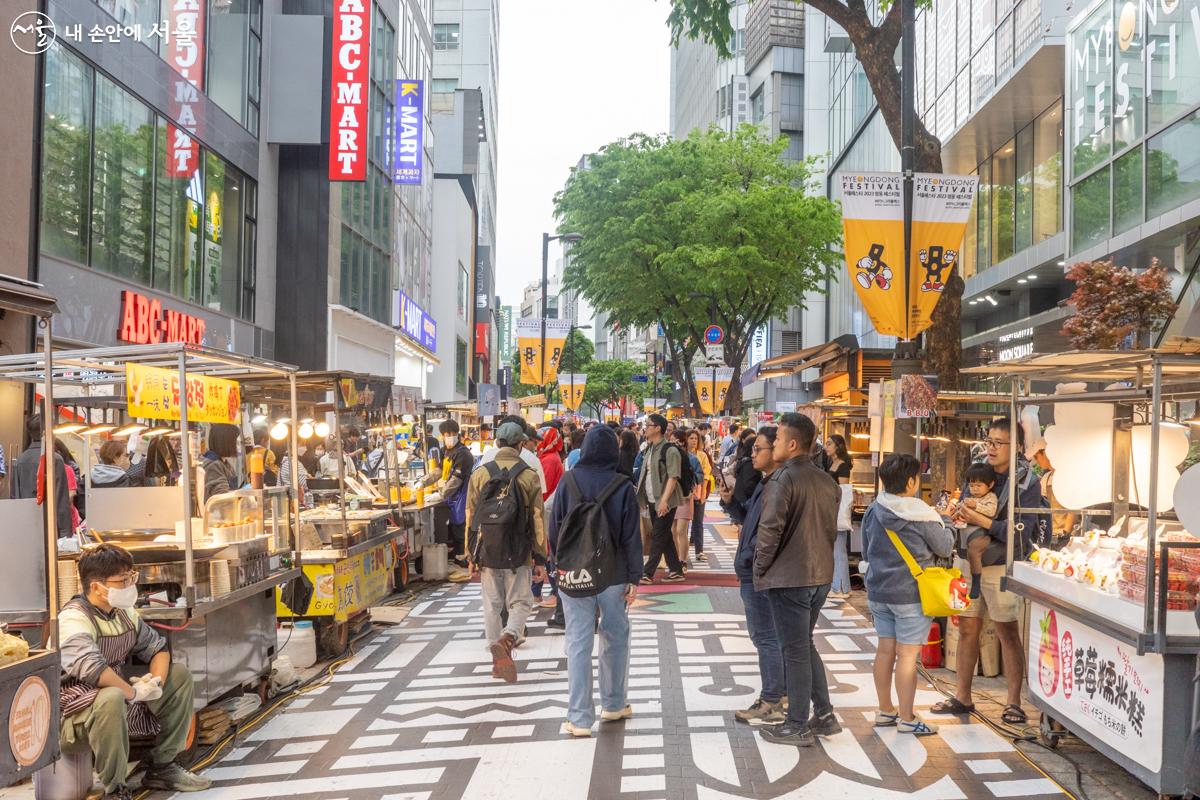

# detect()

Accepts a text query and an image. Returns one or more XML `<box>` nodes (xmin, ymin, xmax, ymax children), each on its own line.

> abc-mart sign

<box><xmin>329</xmin><ymin>0</ymin><xmax>371</xmax><ymax>181</ymax></box>
<box><xmin>1068</xmin><ymin>0</ymin><xmax>1199</xmax><ymax>156</ymax></box>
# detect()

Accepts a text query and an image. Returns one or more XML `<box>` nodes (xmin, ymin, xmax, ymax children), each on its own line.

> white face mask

<box><xmin>443</xmin><ymin>435</ymin><xmax>458</xmax><ymax>448</ymax></box>
<box><xmin>104</xmin><ymin>584</ymin><xmax>138</xmax><ymax>610</ymax></box>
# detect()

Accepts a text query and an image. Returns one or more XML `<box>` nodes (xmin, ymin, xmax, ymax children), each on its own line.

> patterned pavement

<box><xmin>159</xmin><ymin>519</ymin><xmax>1067</xmax><ymax>800</ymax></box>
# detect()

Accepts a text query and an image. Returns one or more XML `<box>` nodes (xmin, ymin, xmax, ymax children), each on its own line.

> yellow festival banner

<box><xmin>516</xmin><ymin>318</ymin><xmax>544</xmax><ymax>385</ymax></box>
<box><xmin>558</xmin><ymin>374</ymin><xmax>587</xmax><ymax>411</ymax></box>
<box><xmin>909</xmin><ymin>173</ymin><xmax>978</xmax><ymax>336</ymax></box>
<box><xmin>840</xmin><ymin>172</ymin><xmax>977</xmax><ymax>340</ymax></box>
<box><xmin>542</xmin><ymin>319</ymin><xmax>572</xmax><ymax>386</ymax></box>
<box><xmin>126</xmin><ymin>363</ymin><xmax>241</xmax><ymax>424</ymax></box>
<box><xmin>695</xmin><ymin>367</ymin><xmax>735</xmax><ymax>416</ymax></box>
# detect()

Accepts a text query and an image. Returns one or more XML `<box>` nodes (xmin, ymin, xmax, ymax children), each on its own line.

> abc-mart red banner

<box><xmin>329</xmin><ymin>0</ymin><xmax>371</xmax><ymax>181</ymax></box>
<box><xmin>165</xmin><ymin>0</ymin><xmax>205</xmax><ymax>177</ymax></box>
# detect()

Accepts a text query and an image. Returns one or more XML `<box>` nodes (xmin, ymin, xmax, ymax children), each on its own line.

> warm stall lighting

<box><xmin>851</xmin><ymin>433</ymin><xmax>870</xmax><ymax>440</ymax></box>
<box><xmin>298</xmin><ymin>422</ymin><xmax>314</xmax><ymax>439</ymax></box>
<box><xmin>251</xmin><ymin>414</ymin><xmax>267</xmax><ymax>425</ymax></box>
<box><xmin>114</xmin><ymin>424</ymin><xmax>146</xmax><ymax>437</ymax></box>
<box><xmin>314</xmin><ymin>421</ymin><xmax>330</xmax><ymax>438</ymax></box>
<box><xmin>82</xmin><ymin>424</ymin><xmax>117</xmax><ymax>436</ymax></box>
<box><xmin>144</xmin><ymin>427</ymin><xmax>174</xmax><ymax>437</ymax></box>
<box><xmin>53</xmin><ymin>423</ymin><xmax>88</xmax><ymax>434</ymax></box>
<box><xmin>270</xmin><ymin>422</ymin><xmax>289</xmax><ymax>441</ymax></box>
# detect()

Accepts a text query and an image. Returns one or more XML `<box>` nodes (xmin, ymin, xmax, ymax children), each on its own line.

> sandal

<box><xmin>929</xmin><ymin>697</ymin><xmax>975</xmax><ymax>715</ymax></box>
<box><xmin>1001</xmin><ymin>704</ymin><xmax>1028</xmax><ymax>725</ymax></box>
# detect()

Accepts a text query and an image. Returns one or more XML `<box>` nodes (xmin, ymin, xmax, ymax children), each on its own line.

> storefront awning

<box><xmin>0</xmin><ymin>275</ymin><xmax>59</xmax><ymax>319</ymax></box>
<box><xmin>755</xmin><ymin>335</ymin><xmax>860</xmax><ymax>380</ymax></box>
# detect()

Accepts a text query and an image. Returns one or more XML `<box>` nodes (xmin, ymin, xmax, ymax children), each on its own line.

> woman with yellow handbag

<box><xmin>860</xmin><ymin>453</ymin><xmax>958</xmax><ymax>736</ymax></box>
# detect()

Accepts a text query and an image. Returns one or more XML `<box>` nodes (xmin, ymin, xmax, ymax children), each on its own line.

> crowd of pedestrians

<box><xmin>456</xmin><ymin>411</ymin><xmax>1038</xmax><ymax>743</ymax></box>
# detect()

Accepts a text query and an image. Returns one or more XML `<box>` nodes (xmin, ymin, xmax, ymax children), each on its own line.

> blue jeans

<box><xmin>739</xmin><ymin>579</ymin><xmax>785</xmax><ymax>702</ymax></box>
<box><xmin>768</xmin><ymin>584</ymin><xmax>833</xmax><ymax>726</ymax></box>
<box><xmin>832</xmin><ymin>531</ymin><xmax>851</xmax><ymax>593</ymax></box>
<box><xmin>561</xmin><ymin>584</ymin><xmax>631</xmax><ymax>727</ymax></box>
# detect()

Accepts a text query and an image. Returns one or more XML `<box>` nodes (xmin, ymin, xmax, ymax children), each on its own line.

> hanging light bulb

<box><xmin>314</xmin><ymin>421</ymin><xmax>330</xmax><ymax>438</ymax></box>
<box><xmin>251</xmin><ymin>414</ymin><xmax>268</xmax><ymax>425</ymax></box>
<box><xmin>114</xmin><ymin>423</ymin><xmax>146</xmax><ymax>437</ymax></box>
<box><xmin>82</xmin><ymin>424</ymin><xmax>117</xmax><ymax>436</ymax></box>
<box><xmin>298</xmin><ymin>421</ymin><xmax>314</xmax><ymax>439</ymax></box>
<box><xmin>270</xmin><ymin>422</ymin><xmax>289</xmax><ymax>441</ymax></box>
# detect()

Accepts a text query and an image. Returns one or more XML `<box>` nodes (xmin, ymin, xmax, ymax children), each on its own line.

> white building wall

<box><xmin>428</xmin><ymin>179</ymin><xmax>475</xmax><ymax>402</ymax></box>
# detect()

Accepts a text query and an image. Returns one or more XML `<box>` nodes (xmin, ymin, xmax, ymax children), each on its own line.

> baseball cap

<box><xmin>496</xmin><ymin>421</ymin><xmax>527</xmax><ymax>446</ymax></box>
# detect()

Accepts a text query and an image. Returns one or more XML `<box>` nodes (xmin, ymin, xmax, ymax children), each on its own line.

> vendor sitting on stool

<box><xmin>59</xmin><ymin>544</ymin><xmax>211</xmax><ymax>799</ymax></box>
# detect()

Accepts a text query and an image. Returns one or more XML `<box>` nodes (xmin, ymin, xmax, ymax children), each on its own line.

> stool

<box><xmin>33</xmin><ymin>748</ymin><xmax>93</xmax><ymax>800</ymax></box>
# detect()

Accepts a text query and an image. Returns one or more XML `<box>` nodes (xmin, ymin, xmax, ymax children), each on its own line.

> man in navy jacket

<box><xmin>549</xmin><ymin>426</ymin><xmax>642</xmax><ymax>736</ymax></box>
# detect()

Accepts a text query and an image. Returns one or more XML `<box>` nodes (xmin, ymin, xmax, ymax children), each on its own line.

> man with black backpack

<box><xmin>637</xmin><ymin>414</ymin><xmax>692</xmax><ymax>583</ymax></box>
<box><xmin>466</xmin><ymin>422</ymin><xmax>548</xmax><ymax>683</ymax></box>
<box><xmin>549</xmin><ymin>426</ymin><xmax>642</xmax><ymax>737</ymax></box>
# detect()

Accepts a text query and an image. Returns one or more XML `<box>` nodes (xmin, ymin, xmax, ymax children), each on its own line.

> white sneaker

<box><xmin>898</xmin><ymin>716</ymin><xmax>938</xmax><ymax>736</ymax></box>
<box><xmin>873</xmin><ymin>710</ymin><xmax>900</xmax><ymax>727</ymax></box>
<box><xmin>600</xmin><ymin>705</ymin><xmax>633</xmax><ymax>722</ymax></box>
<box><xmin>563</xmin><ymin>721</ymin><xmax>592</xmax><ymax>737</ymax></box>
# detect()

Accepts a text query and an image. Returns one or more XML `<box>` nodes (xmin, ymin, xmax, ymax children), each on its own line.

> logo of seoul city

<box><xmin>10</xmin><ymin>11</ymin><xmax>56</xmax><ymax>55</ymax></box>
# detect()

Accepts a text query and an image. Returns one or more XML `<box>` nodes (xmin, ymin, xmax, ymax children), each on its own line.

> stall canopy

<box><xmin>961</xmin><ymin>342</ymin><xmax>1200</xmax><ymax>384</ymax></box>
<box><xmin>0</xmin><ymin>275</ymin><xmax>60</xmax><ymax>319</ymax></box>
<box><xmin>755</xmin><ymin>334</ymin><xmax>860</xmax><ymax>380</ymax></box>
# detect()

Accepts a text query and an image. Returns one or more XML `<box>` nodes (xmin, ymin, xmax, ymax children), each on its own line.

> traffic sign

<box><xmin>704</xmin><ymin>325</ymin><xmax>724</xmax><ymax>345</ymax></box>
<box><xmin>631</xmin><ymin>374</ymin><xmax>649</xmax><ymax>383</ymax></box>
<box><xmin>705</xmin><ymin>344</ymin><xmax>724</xmax><ymax>365</ymax></box>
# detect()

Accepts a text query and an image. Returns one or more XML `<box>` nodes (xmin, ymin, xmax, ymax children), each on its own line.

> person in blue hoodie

<box><xmin>730</xmin><ymin>426</ymin><xmax>786</xmax><ymax>726</ymax></box>
<box><xmin>860</xmin><ymin>453</ymin><xmax>955</xmax><ymax>737</ymax></box>
<box><xmin>548</xmin><ymin>426</ymin><xmax>643</xmax><ymax>737</ymax></box>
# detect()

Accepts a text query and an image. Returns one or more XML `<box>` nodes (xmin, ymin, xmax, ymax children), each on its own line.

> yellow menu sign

<box><xmin>126</xmin><ymin>363</ymin><xmax>241</xmax><ymax>424</ymax></box>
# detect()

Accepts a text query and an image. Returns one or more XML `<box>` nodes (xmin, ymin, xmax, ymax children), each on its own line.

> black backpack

<box><xmin>659</xmin><ymin>442</ymin><xmax>696</xmax><ymax>495</ymax></box>
<box><xmin>471</xmin><ymin>461</ymin><xmax>532</xmax><ymax>569</ymax></box>
<box><xmin>555</xmin><ymin>473</ymin><xmax>628</xmax><ymax>597</ymax></box>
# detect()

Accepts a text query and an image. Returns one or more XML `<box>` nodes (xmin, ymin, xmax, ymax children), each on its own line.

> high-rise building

<box><xmin>669</xmin><ymin>1</ymin><xmax>750</xmax><ymax>138</ymax></box>
<box><xmin>432</xmin><ymin>0</ymin><xmax>499</xmax><ymax>390</ymax></box>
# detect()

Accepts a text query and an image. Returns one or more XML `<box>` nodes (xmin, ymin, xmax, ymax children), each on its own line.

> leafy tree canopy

<box><xmin>1062</xmin><ymin>259</ymin><xmax>1177</xmax><ymax>350</ymax></box>
<box><xmin>555</xmin><ymin>125</ymin><xmax>841</xmax><ymax>408</ymax></box>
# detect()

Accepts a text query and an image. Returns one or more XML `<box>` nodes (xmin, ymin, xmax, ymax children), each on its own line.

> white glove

<box><xmin>130</xmin><ymin>675</ymin><xmax>163</xmax><ymax>703</ymax></box>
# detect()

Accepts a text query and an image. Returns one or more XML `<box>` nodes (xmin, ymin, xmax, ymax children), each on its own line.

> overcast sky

<box><xmin>495</xmin><ymin>0</ymin><xmax>671</xmax><ymax>307</ymax></box>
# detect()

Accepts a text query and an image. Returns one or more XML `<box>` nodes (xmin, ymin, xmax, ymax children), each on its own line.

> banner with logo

<box><xmin>644</xmin><ymin>397</ymin><xmax>666</xmax><ymax>413</ymax></box>
<box><xmin>908</xmin><ymin>174</ymin><xmax>978</xmax><ymax>336</ymax></box>
<box><xmin>840</xmin><ymin>173</ymin><xmax>907</xmax><ymax>337</ymax></box>
<box><xmin>126</xmin><ymin>363</ymin><xmax>241</xmax><ymax>424</ymax></box>
<box><xmin>558</xmin><ymin>374</ymin><xmax>587</xmax><ymax>411</ymax></box>
<box><xmin>1027</xmin><ymin>602</ymin><xmax>1164</xmax><ymax>771</ymax></box>
<box><xmin>542</xmin><ymin>319</ymin><xmax>572</xmax><ymax>386</ymax></box>
<box><xmin>516</xmin><ymin>318</ymin><xmax>544</xmax><ymax>385</ymax></box>
<box><xmin>394</xmin><ymin>79</ymin><xmax>424</xmax><ymax>184</ymax></box>
<box><xmin>839</xmin><ymin>172</ymin><xmax>976</xmax><ymax>340</ymax></box>
<box><xmin>695</xmin><ymin>367</ymin><xmax>735</xmax><ymax>416</ymax></box>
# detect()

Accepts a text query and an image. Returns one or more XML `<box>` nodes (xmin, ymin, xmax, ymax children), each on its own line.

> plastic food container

<box><xmin>1117</xmin><ymin>579</ymin><xmax>1199</xmax><ymax>610</ymax></box>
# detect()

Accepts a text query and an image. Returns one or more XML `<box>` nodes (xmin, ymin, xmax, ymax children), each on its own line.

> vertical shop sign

<box><xmin>394</xmin><ymin>80</ymin><xmax>424</xmax><ymax>184</ymax></box>
<box><xmin>329</xmin><ymin>0</ymin><xmax>371</xmax><ymax>181</ymax></box>
<box><xmin>165</xmin><ymin>0</ymin><xmax>205</xmax><ymax>177</ymax></box>
<box><xmin>1027</xmin><ymin>603</ymin><xmax>1164</xmax><ymax>771</ymax></box>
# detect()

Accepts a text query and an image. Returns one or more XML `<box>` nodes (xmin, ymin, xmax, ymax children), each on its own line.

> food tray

<box><xmin>1117</xmin><ymin>579</ymin><xmax>1199</xmax><ymax>610</ymax></box>
<box><xmin>1118</xmin><ymin>563</ymin><xmax>1199</xmax><ymax>592</ymax></box>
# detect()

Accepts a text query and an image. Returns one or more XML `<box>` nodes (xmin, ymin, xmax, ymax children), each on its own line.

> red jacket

<box><xmin>540</xmin><ymin>451</ymin><xmax>564</xmax><ymax>500</ymax></box>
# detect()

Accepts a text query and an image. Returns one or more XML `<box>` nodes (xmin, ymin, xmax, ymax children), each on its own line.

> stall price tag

<box><xmin>1028</xmin><ymin>602</ymin><xmax>1164</xmax><ymax>771</ymax></box>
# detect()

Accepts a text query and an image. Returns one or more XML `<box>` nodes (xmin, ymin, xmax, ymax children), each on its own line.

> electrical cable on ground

<box><xmin>918</xmin><ymin>664</ymin><xmax>1089</xmax><ymax>800</ymax></box>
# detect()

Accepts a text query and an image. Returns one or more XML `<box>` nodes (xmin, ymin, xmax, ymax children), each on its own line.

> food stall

<box><xmin>0</xmin><ymin>343</ymin><xmax>304</xmax><ymax>708</ymax></box>
<box><xmin>0</xmin><ymin>276</ymin><xmax>62</xmax><ymax>787</ymax></box>
<box><xmin>963</xmin><ymin>348</ymin><xmax>1200</xmax><ymax>796</ymax></box>
<box><xmin>239</xmin><ymin>373</ymin><xmax>411</xmax><ymax>656</ymax></box>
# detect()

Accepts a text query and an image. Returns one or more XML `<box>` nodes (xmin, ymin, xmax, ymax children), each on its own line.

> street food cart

<box><xmin>963</xmin><ymin>347</ymin><xmax>1200</xmax><ymax>796</ymax></box>
<box><xmin>0</xmin><ymin>276</ymin><xmax>62</xmax><ymax>787</ymax></box>
<box><xmin>0</xmin><ymin>343</ymin><xmax>304</xmax><ymax>708</ymax></box>
<box><xmin>240</xmin><ymin>373</ymin><xmax>411</xmax><ymax>656</ymax></box>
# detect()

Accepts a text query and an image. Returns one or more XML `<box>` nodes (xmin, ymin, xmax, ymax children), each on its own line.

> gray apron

<box><xmin>59</xmin><ymin>599</ymin><xmax>161</xmax><ymax>737</ymax></box>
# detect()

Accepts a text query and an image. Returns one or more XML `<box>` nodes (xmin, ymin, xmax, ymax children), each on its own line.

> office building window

<box><xmin>1071</xmin><ymin>166</ymin><xmax>1110</xmax><ymax>252</ymax></box>
<box><xmin>197</xmin><ymin>0</ymin><xmax>262</xmax><ymax>135</ymax></box>
<box><xmin>1148</xmin><ymin>1</ymin><xmax>1200</xmax><ymax>132</ymax></box>
<box><xmin>784</xmin><ymin>133</ymin><xmax>803</xmax><ymax>162</ymax></box>
<box><xmin>1014</xmin><ymin>123</ymin><xmax>1034</xmax><ymax>252</ymax></box>
<box><xmin>432</xmin><ymin>78</ymin><xmax>458</xmax><ymax>93</ymax></box>
<box><xmin>457</xmin><ymin>262</ymin><xmax>468</xmax><ymax>319</ymax></box>
<box><xmin>1147</xmin><ymin>109</ymin><xmax>1200</xmax><ymax>219</ymax></box>
<box><xmin>96</xmin><ymin>0</ymin><xmax>158</xmax><ymax>49</ymax></box>
<box><xmin>1113</xmin><ymin>147</ymin><xmax>1142</xmax><ymax>235</ymax></box>
<box><xmin>41</xmin><ymin>44</ymin><xmax>93</xmax><ymax>266</ymax></box>
<box><xmin>433</xmin><ymin>23</ymin><xmax>459</xmax><ymax>50</ymax></box>
<box><xmin>201</xmin><ymin>151</ymin><xmax>243</xmax><ymax>313</ymax></box>
<box><xmin>1033</xmin><ymin>102</ymin><xmax>1063</xmax><ymax>242</ymax></box>
<box><xmin>780</xmin><ymin>74</ymin><xmax>803</xmax><ymax>126</ymax></box>
<box><xmin>91</xmin><ymin>74</ymin><xmax>155</xmax><ymax>285</ymax></box>
<box><xmin>751</xmin><ymin>89</ymin><xmax>764</xmax><ymax>123</ymax></box>
<box><xmin>976</xmin><ymin>158</ymin><xmax>992</xmax><ymax>269</ymax></box>
<box><xmin>991</xmin><ymin>138</ymin><xmax>1016</xmax><ymax>263</ymax></box>
<box><xmin>455</xmin><ymin>338</ymin><xmax>468</xmax><ymax>394</ymax></box>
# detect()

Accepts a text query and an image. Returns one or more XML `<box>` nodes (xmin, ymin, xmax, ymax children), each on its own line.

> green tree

<box><xmin>559</xmin><ymin>328</ymin><xmax>595</xmax><ymax>375</ymax></box>
<box><xmin>669</xmin><ymin>0</ymin><xmax>966</xmax><ymax>387</ymax></box>
<box><xmin>556</xmin><ymin>126</ymin><xmax>841</xmax><ymax>412</ymax></box>
<box><xmin>580</xmin><ymin>359</ymin><xmax>657</xmax><ymax>417</ymax></box>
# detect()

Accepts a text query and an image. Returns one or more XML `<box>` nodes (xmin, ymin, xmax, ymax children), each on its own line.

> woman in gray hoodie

<box><xmin>860</xmin><ymin>453</ymin><xmax>955</xmax><ymax>736</ymax></box>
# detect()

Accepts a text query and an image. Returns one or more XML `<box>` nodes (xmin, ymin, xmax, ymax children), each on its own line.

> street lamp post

<box><xmin>540</xmin><ymin>231</ymin><xmax>583</xmax><ymax>405</ymax></box>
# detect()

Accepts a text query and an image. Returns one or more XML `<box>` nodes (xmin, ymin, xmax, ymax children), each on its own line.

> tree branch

<box><xmin>800</xmin><ymin>0</ymin><xmax>862</xmax><ymax>37</ymax></box>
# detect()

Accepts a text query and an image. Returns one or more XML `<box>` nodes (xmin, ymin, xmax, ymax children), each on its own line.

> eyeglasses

<box><xmin>983</xmin><ymin>438</ymin><xmax>1010</xmax><ymax>450</ymax></box>
<box><xmin>752</xmin><ymin>445</ymin><xmax>772</xmax><ymax>453</ymax></box>
<box><xmin>104</xmin><ymin>571</ymin><xmax>140</xmax><ymax>589</ymax></box>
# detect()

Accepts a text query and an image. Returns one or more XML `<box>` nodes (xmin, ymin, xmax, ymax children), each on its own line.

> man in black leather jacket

<box><xmin>753</xmin><ymin>412</ymin><xmax>840</xmax><ymax>746</ymax></box>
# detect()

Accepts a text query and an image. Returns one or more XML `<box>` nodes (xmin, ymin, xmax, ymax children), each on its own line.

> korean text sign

<box><xmin>394</xmin><ymin>80</ymin><xmax>424</xmax><ymax>184</ymax></box>
<box><xmin>126</xmin><ymin>363</ymin><xmax>241</xmax><ymax>424</ymax></box>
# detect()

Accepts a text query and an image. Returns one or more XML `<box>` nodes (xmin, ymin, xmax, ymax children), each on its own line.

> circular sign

<box><xmin>9</xmin><ymin>675</ymin><xmax>51</xmax><ymax>767</ymax></box>
<box><xmin>704</xmin><ymin>325</ymin><xmax>725</xmax><ymax>345</ymax></box>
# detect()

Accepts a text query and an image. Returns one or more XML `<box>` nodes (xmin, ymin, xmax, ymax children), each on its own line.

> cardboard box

<box><xmin>943</xmin><ymin>609</ymin><xmax>1000</xmax><ymax>677</ymax></box>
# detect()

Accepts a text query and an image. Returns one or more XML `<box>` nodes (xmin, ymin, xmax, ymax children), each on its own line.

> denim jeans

<box><xmin>831</xmin><ymin>531</ymin><xmax>851</xmax><ymax>593</ymax></box>
<box><xmin>739</xmin><ymin>579</ymin><xmax>785</xmax><ymax>702</ymax></box>
<box><xmin>642</xmin><ymin>506</ymin><xmax>683</xmax><ymax>578</ymax></box>
<box><xmin>481</xmin><ymin>566</ymin><xmax>534</xmax><ymax>642</ymax></box>
<box><xmin>768</xmin><ymin>584</ymin><xmax>833</xmax><ymax>726</ymax></box>
<box><xmin>690</xmin><ymin>498</ymin><xmax>705</xmax><ymax>554</ymax></box>
<box><xmin>561</xmin><ymin>584</ymin><xmax>631</xmax><ymax>727</ymax></box>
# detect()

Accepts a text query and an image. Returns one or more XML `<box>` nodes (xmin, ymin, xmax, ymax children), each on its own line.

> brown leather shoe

<box><xmin>490</xmin><ymin>632</ymin><xmax>518</xmax><ymax>683</ymax></box>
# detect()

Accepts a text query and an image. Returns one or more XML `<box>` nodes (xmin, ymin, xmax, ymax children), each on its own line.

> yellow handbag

<box><xmin>886</xmin><ymin>529</ymin><xmax>971</xmax><ymax>617</ymax></box>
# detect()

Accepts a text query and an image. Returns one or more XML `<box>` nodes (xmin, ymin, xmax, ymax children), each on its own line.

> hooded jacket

<box><xmin>860</xmin><ymin>493</ymin><xmax>956</xmax><ymax>605</ymax></box>
<box><xmin>90</xmin><ymin>458</ymin><xmax>145</xmax><ymax>489</ymax></box>
<box><xmin>752</xmin><ymin>456</ymin><xmax>840</xmax><ymax>590</ymax></box>
<box><xmin>734</xmin><ymin>479</ymin><xmax>768</xmax><ymax>580</ymax></box>
<box><xmin>548</xmin><ymin>427</ymin><xmax>643</xmax><ymax>586</ymax></box>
